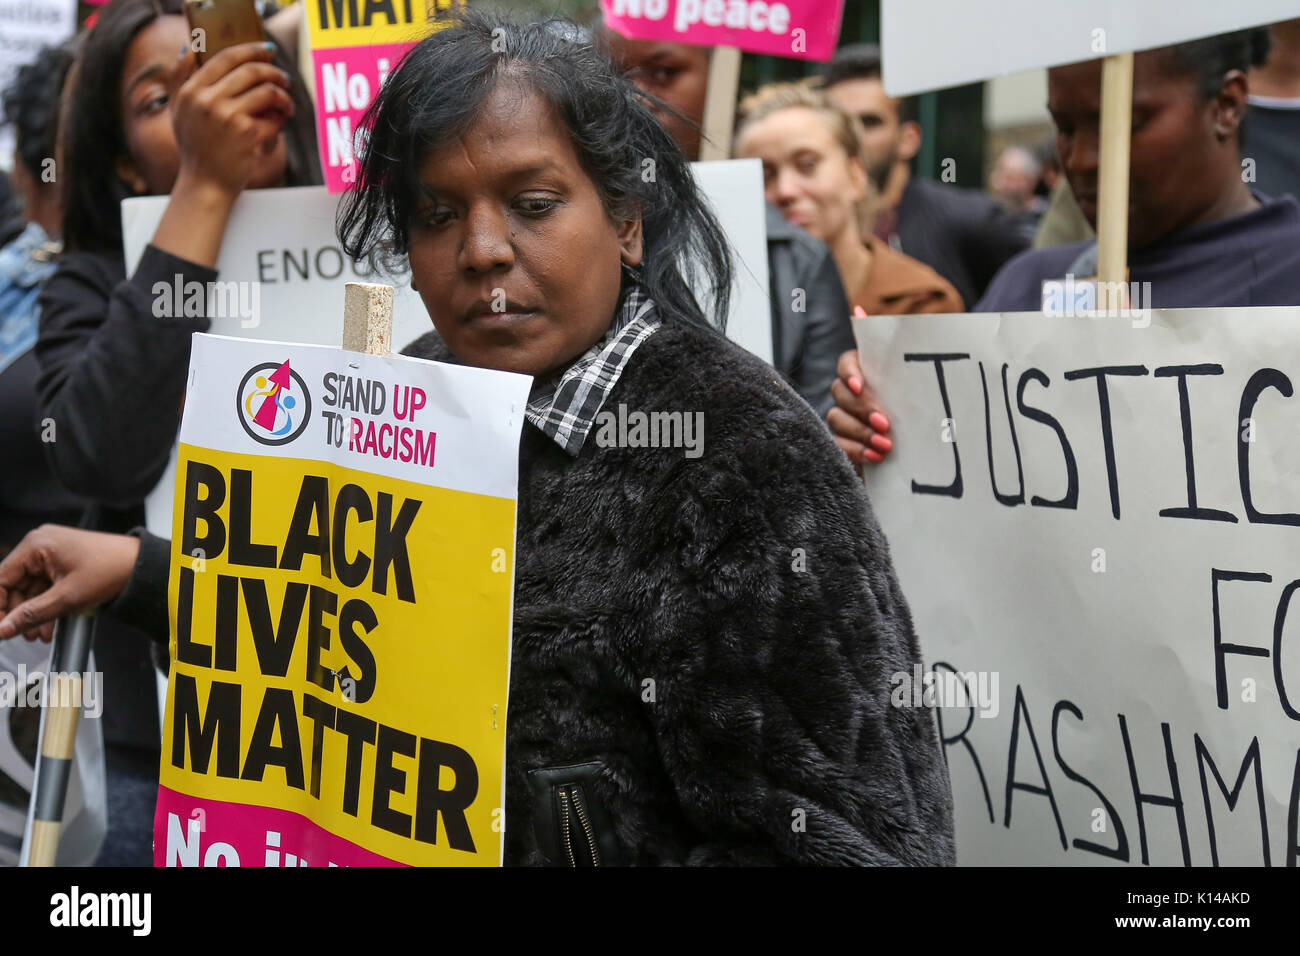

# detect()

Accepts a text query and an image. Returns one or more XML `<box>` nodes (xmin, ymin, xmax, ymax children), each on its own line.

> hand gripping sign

<box><xmin>154</xmin><ymin>290</ymin><xmax>530</xmax><ymax>866</ymax></box>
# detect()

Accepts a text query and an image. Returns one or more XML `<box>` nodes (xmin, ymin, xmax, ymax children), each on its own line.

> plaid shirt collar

<box><xmin>526</xmin><ymin>285</ymin><xmax>661</xmax><ymax>457</ymax></box>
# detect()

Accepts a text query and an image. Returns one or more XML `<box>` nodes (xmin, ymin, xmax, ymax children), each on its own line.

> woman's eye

<box><xmin>416</xmin><ymin>206</ymin><xmax>454</xmax><ymax>227</ymax></box>
<box><xmin>796</xmin><ymin>157</ymin><xmax>818</xmax><ymax>175</ymax></box>
<box><xmin>516</xmin><ymin>197</ymin><xmax>557</xmax><ymax>216</ymax></box>
<box><xmin>649</xmin><ymin>67</ymin><xmax>676</xmax><ymax>86</ymax></box>
<box><xmin>144</xmin><ymin>93</ymin><xmax>169</xmax><ymax>113</ymax></box>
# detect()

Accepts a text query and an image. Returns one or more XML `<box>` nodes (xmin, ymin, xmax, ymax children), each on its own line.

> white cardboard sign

<box><xmin>856</xmin><ymin>308</ymin><xmax>1300</xmax><ymax>866</ymax></box>
<box><xmin>881</xmin><ymin>0</ymin><xmax>1297</xmax><ymax>95</ymax></box>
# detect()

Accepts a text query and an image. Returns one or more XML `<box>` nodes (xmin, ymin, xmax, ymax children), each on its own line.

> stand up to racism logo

<box><xmin>237</xmin><ymin>360</ymin><xmax>312</xmax><ymax>445</ymax></box>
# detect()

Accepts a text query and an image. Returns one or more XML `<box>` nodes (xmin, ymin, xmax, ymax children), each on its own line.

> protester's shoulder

<box><xmin>975</xmin><ymin>241</ymin><xmax>1089</xmax><ymax>311</ymax></box>
<box><xmin>627</xmin><ymin>319</ymin><xmax>857</xmax><ymax>478</ymax></box>
<box><xmin>36</xmin><ymin>250</ymin><xmax>123</xmax><ymax>336</ymax></box>
<box><xmin>630</xmin><ymin>318</ymin><xmax>801</xmax><ymax>412</ymax></box>
<box><xmin>42</xmin><ymin>247</ymin><xmax>123</xmax><ymax>298</ymax></box>
<box><xmin>907</xmin><ymin>176</ymin><xmax>1005</xmax><ymax>223</ymax></box>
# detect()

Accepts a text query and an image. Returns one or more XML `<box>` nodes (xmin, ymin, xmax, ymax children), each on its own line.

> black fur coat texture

<box><xmin>403</xmin><ymin>318</ymin><xmax>956</xmax><ymax>866</ymax></box>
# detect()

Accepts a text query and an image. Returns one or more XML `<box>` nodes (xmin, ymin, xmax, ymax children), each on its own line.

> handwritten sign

<box><xmin>856</xmin><ymin>308</ymin><xmax>1300</xmax><ymax>866</ymax></box>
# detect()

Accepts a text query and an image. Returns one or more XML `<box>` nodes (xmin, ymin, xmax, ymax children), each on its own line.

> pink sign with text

<box><xmin>600</xmin><ymin>0</ymin><xmax>844</xmax><ymax>62</ymax></box>
<box><xmin>312</xmin><ymin>42</ymin><xmax>415</xmax><ymax>193</ymax></box>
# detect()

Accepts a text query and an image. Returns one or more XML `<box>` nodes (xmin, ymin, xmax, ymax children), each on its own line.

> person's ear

<box><xmin>847</xmin><ymin>155</ymin><xmax>869</xmax><ymax>203</ymax></box>
<box><xmin>113</xmin><ymin>155</ymin><xmax>148</xmax><ymax>195</ymax></box>
<box><xmin>617</xmin><ymin>215</ymin><xmax>644</xmax><ymax>268</ymax></box>
<box><xmin>897</xmin><ymin>120</ymin><xmax>922</xmax><ymax>162</ymax></box>
<box><xmin>1213</xmin><ymin>69</ymin><xmax>1249</xmax><ymax>143</ymax></box>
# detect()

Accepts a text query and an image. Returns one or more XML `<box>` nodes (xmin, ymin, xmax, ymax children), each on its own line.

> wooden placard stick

<box><xmin>699</xmin><ymin>45</ymin><xmax>742</xmax><ymax>162</ymax></box>
<box><xmin>1096</xmin><ymin>50</ymin><xmax>1134</xmax><ymax>311</ymax></box>
<box><xmin>24</xmin><ymin>614</ymin><xmax>94</xmax><ymax>867</ymax></box>
<box><xmin>342</xmin><ymin>282</ymin><xmax>394</xmax><ymax>357</ymax></box>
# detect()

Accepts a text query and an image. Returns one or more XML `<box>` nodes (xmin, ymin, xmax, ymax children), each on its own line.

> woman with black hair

<box><xmin>2</xmin><ymin>10</ymin><xmax>954</xmax><ymax>866</ymax></box>
<box><xmin>29</xmin><ymin>0</ymin><xmax>320</xmax><ymax>865</ymax></box>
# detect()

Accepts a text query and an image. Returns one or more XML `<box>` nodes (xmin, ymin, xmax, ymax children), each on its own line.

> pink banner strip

<box><xmin>154</xmin><ymin>786</ymin><xmax>407</xmax><ymax>867</ymax></box>
<box><xmin>600</xmin><ymin>0</ymin><xmax>844</xmax><ymax>62</ymax></box>
<box><xmin>312</xmin><ymin>42</ymin><xmax>416</xmax><ymax>193</ymax></box>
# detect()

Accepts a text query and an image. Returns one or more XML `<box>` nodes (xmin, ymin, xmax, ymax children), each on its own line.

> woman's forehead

<box><xmin>121</xmin><ymin>15</ymin><xmax>189</xmax><ymax>98</ymax></box>
<box><xmin>414</xmin><ymin>87</ymin><xmax>584</xmax><ymax>188</ymax></box>
<box><xmin>740</xmin><ymin>107</ymin><xmax>839</xmax><ymax>154</ymax></box>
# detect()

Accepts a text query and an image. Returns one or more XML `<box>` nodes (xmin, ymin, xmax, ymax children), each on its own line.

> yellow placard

<box><xmin>305</xmin><ymin>0</ymin><xmax>456</xmax><ymax>50</ymax></box>
<box><xmin>157</xmin><ymin>442</ymin><xmax>514</xmax><ymax>866</ymax></box>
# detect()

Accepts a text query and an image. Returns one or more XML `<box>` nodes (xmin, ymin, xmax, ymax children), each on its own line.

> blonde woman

<box><xmin>735</xmin><ymin>82</ymin><xmax>962</xmax><ymax>318</ymax></box>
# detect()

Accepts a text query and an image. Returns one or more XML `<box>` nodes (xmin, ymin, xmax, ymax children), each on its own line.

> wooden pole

<box><xmin>1096</xmin><ymin>51</ymin><xmax>1133</xmax><ymax>309</ymax></box>
<box><xmin>342</xmin><ymin>282</ymin><xmax>394</xmax><ymax>356</ymax></box>
<box><xmin>23</xmin><ymin>615</ymin><xmax>94</xmax><ymax>867</ymax></box>
<box><xmin>699</xmin><ymin>46</ymin><xmax>742</xmax><ymax>162</ymax></box>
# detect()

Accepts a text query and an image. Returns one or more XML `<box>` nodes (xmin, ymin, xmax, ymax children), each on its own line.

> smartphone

<box><xmin>184</xmin><ymin>0</ymin><xmax>266</xmax><ymax>65</ymax></box>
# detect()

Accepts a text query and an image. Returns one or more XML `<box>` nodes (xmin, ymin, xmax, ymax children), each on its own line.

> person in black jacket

<box><xmin>1</xmin><ymin>10</ymin><xmax>955</xmax><ymax>866</ymax></box>
<box><xmin>823</xmin><ymin>44</ymin><xmax>1029</xmax><ymax>308</ymax></box>
<box><xmin>33</xmin><ymin>0</ymin><xmax>320</xmax><ymax>865</ymax></box>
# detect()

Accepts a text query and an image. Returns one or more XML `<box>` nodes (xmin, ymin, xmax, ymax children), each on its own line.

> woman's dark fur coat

<box><xmin>402</xmin><ymin>317</ymin><xmax>956</xmax><ymax>866</ymax></box>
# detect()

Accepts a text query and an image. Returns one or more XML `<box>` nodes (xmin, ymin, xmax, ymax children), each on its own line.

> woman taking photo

<box><xmin>3</xmin><ymin>11</ymin><xmax>954</xmax><ymax>866</ymax></box>
<box><xmin>32</xmin><ymin>0</ymin><xmax>319</xmax><ymax>864</ymax></box>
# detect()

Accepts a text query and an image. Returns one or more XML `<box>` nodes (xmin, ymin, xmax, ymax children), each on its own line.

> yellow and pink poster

<box><xmin>306</xmin><ymin>0</ymin><xmax>455</xmax><ymax>192</ymax></box>
<box><xmin>154</xmin><ymin>332</ymin><xmax>530</xmax><ymax>866</ymax></box>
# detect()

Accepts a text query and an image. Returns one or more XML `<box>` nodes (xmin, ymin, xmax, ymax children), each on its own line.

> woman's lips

<box><xmin>465</xmin><ymin>310</ymin><xmax>538</xmax><ymax>326</ymax></box>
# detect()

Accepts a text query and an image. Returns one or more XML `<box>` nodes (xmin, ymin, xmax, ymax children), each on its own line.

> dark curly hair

<box><xmin>3</xmin><ymin>42</ymin><xmax>75</xmax><ymax>182</ymax></box>
<box><xmin>61</xmin><ymin>0</ymin><xmax>321</xmax><ymax>254</ymax></box>
<box><xmin>337</xmin><ymin>8</ymin><xmax>733</xmax><ymax>334</ymax></box>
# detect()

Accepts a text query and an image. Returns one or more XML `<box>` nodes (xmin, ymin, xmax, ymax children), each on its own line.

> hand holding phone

<box><xmin>184</xmin><ymin>0</ymin><xmax>265</xmax><ymax>64</ymax></box>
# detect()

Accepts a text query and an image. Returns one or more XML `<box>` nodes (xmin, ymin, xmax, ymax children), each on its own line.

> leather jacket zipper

<box><xmin>556</xmin><ymin>784</ymin><xmax>600</xmax><ymax>866</ymax></box>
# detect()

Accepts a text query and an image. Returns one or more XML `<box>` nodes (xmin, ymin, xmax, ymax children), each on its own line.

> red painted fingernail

<box><xmin>868</xmin><ymin>412</ymin><xmax>890</xmax><ymax>432</ymax></box>
<box><xmin>863</xmin><ymin>448</ymin><xmax>884</xmax><ymax>463</ymax></box>
<box><xmin>853</xmin><ymin>306</ymin><xmax>868</xmax><ymax>318</ymax></box>
<box><xmin>848</xmin><ymin>376</ymin><xmax>863</xmax><ymax>396</ymax></box>
<box><xmin>870</xmin><ymin>433</ymin><xmax>892</xmax><ymax>453</ymax></box>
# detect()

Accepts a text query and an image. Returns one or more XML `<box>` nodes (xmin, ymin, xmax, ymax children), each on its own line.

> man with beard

<box><xmin>824</xmin><ymin>44</ymin><xmax>1030</xmax><ymax>307</ymax></box>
